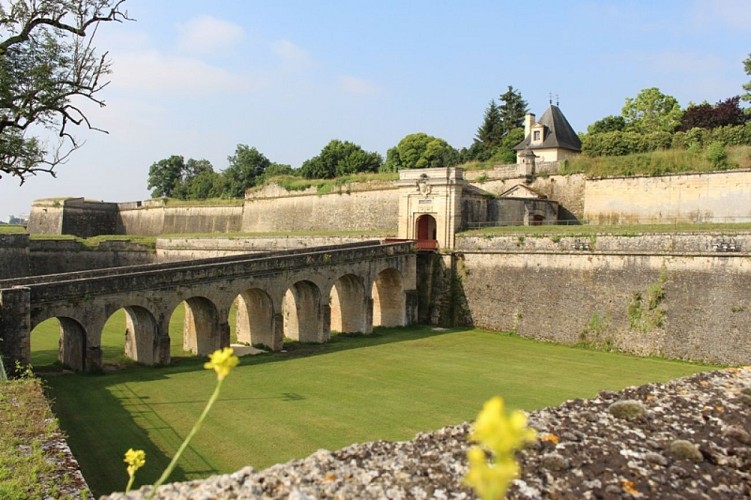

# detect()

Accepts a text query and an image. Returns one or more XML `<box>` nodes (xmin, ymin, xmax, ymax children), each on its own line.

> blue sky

<box><xmin>1</xmin><ymin>0</ymin><xmax>750</xmax><ymax>221</ymax></box>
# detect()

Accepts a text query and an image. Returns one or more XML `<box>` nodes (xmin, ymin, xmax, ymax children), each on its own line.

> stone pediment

<box><xmin>499</xmin><ymin>184</ymin><xmax>547</xmax><ymax>199</ymax></box>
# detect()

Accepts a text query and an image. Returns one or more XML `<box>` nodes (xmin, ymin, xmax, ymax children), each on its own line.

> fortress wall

<box><xmin>117</xmin><ymin>204</ymin><xmax>244</xmax><ymax>236</ymax></box>
<box><xmin>60</xmin><ymin>199</ymin><xmax>119</xmax><ymax>237</ymax></box>
<box><xmin>458</xmin><ymin>232</ymin><xmax>751</xmax><ymax>253</ymax></box>
<box><xmin>28</xmin><ymin>240</ymin><xmax>154</xmax><ymax>275</ymax></box>
<box><xmin>0</xmin><ymin>234</ymin><xmax>30</xmax><ymax>279</ymax></box>
<box><xmin>26</xmin><ymin>200</ymin><xmax>65</xmax><ymax>234</ymax></box>
<box><xmin>457</xmin><ymin>251</ymin><xmax>751</xmax><ymax>365</ymax></box>
<box><xmin>584</xmin><ymin>170</ymin><xmax>751</xmax><ymax>224</ymax></box>
<box><xmin>242</xmin><ymin>188</ymin><xmax>400</xmax><ymax>232</ymax></box>
<box><xmin>155</xmin><ymin>236</ymin><xmax>384</xmax><ymax>262</ymax></box>
<box><xmin>162</xmin><ymin>205</ymin><xmax>243</xmax><ymax>234</ymax></box>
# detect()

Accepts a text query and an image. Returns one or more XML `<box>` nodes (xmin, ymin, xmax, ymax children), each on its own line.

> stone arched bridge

<box><xmin>0</xmin><ymin>241</ymin><xmax>417</xmax><ymax>372</ymax></box>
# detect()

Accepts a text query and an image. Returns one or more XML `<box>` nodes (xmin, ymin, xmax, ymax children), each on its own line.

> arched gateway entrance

<box><xmin>415</xmin><ymin>214</ymin><xmax>438</xmax><ymax>250</ymax></box>
<box><xmin>397</xmin><ymin>167</ymin><xmax>464</xmax><ymax>250</ymax></box>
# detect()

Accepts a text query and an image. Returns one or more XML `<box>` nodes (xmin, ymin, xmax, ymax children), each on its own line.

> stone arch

<box><xmin>121</xmin><ymin>306</ymin><xmax>158</xmax><ymax>365</ymax></box>
<box><xmin>180</xmin><ymin>297</ymin><xmax>223</xmax><ymax>356</ymax></box>
<box><xmin>283</xmin><ymin>280</ymin><xmax>323</xmax><ymax>343</ymax></box>
<box><xmin>330</xmin><ymin>274</ymin><xmax>367</xmax><ymax>334</ymax></box>
<box><xmin>234</xmin><ymin>288</ymin><xmax>276</xmax><ymax>349</ymax></box>
<box><xmin>372</xmin><ymin>268</ymin><xmax>406</xmax><ymax>327</ymax></box>
<box><xmin>30</xmin><ymin>316</ymin><xmax>88</xmax><ymax>372</ymax></box>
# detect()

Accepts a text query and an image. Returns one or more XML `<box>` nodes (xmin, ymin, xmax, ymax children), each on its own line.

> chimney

<box><xmin>524</xmin><ymin>113</ymin><xmax>535</xmax><ymax>138</ymax></box>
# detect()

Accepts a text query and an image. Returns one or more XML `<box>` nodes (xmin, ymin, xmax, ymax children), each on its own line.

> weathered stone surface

<box><xmin>105</xmin><ymin>367</ymin><xmax>751</xmax><ymax>499</ymax></box>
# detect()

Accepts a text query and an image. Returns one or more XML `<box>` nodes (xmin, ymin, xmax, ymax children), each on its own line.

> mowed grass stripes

<box><xmin>38</xmin><ymin>325</ymin><xmax>715</xmax><ymax>496</ymax></box>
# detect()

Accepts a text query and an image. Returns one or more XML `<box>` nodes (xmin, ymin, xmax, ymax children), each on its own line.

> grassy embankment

<box><xmin>0</xmin><ymin>376</ymin><xmax>83</xmax><ymax>499</ymax></box>
<box><xmin>31</xmin><ymin>312</ymin><xmax>717</xmax><ymax>496</ymax></box>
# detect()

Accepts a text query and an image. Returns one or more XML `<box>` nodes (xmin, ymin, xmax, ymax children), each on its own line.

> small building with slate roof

<box><xmin>513</xmin><ymin>104</ymin><xmax>582</xmax><ymax>164</ymax></box>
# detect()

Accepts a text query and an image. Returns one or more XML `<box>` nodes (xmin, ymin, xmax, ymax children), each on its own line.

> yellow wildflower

<box><xmin>124</xmin><ymin>448</ymin><xmax>146</xmax><ymax>475</ymax></box>
<box><xmin>465</xmin><ymin>396</ymin><xmax>537</xmax><ymax>500</ymax></box>
<box><xmin>470</xmin><ymin>396</ymin><xmax>537</xmax><ymax>456</ymax></box>
<box><xmin>204</xmin><ymin>347</ymin><xmax>239</xmax><ymax>381</ymax></box>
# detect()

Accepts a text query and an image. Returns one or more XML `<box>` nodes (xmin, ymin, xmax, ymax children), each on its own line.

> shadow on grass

<box><xmin>42</xmin><ymin>325</ymin><xmax>463</xmax><ymax>496</ymax></box>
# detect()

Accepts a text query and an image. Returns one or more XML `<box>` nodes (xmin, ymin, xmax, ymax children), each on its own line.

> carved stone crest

<box><xmin>416</xmin><ymin>173</ymin><xmax>432</xmax><ymax>198</ymax></box>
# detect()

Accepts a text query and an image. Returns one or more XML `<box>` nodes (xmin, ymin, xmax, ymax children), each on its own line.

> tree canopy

<box><xmin>383</xmin><ymin>133</ymin><xmax>458</xmax><ymax>171</ymax></box>
<box><xmin>621</xmin><ymin>87</ymin><xmax>683</xmax><ymax>133</ymax></box>
<box><xmin>299</xmin><ymin>139</ymin><xmax>382</xmax><ymax>179</ymax></box>
<box><xmin>679</xmin><ymin>96</ymin><xmax>747</xmax><ymax>131</ymax></box>
<box><xmin>0</xmin><ymin>0</ymin><xmax>129</xmax><ymax>184</ymax></box>
<box><xmin>742</xmin><ymin>53</ymin><xmax>751</xmax><ymax>106</ymax></box>
<box><xmin>222</xmin><ymin>145</ymin><xmax>272</xmax><ymax>197</ymax></box>
<box><xmin>147</xmin><ymin>156</ymin><xmax>220</xmax><ymax>199</ymax></box>
<box><xmin>587</xmin><ymin>115</ymin><xmax>626</xmax><ymax>134</ymax></box>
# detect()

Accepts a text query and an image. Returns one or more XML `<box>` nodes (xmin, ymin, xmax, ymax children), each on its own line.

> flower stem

<box><xmin>148</xmin><ymin>378</ymin><xmax>225</xmax><ymax>499</ymax></box>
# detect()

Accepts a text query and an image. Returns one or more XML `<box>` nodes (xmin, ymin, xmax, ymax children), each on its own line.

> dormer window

<box><xmin>533</xmin><ymin>130</ymin><xmax>540</xmax><ymax>142</ymax></box>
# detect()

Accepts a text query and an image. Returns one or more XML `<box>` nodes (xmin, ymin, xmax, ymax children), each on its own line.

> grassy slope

<box><xmin>0</xmin><ymin>378</ymin><xmax>81</xmax><ymax>499</ymax></box>
<box><xmin>40</xmin><ymin>326</ymin><xmax>715</xmax><ymax>496</ymax></box>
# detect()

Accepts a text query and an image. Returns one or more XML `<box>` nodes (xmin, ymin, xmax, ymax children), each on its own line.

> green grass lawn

<box><xmin>37</xmin><ymin>322</ymin><xmax>716</xmax><ymax>496</ymax></box>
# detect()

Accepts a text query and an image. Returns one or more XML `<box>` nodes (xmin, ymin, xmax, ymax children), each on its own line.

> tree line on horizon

<box><xmin>147</xmin><ymin>73</ymin><xmax>751</xmax><ymax>200</ymax></box>
<box><xmin>1</xmin><ymin>0</ymin><xmax>750</xmax><ymax>200</ymax></box>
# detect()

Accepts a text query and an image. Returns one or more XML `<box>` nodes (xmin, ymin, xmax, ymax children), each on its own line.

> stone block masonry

<box><xmin>455</xmin><ymin>251</ymin><xmax>751</xmax><ymax>365</ymax></box>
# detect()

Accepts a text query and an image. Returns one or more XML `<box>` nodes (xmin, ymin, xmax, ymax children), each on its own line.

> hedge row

<box><xmin>582</xmin><ymin>123</ymin><xmax>751</xmax><ymax>157</ymax></box>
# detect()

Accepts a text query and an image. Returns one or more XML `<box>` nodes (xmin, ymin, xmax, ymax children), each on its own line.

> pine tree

<box><xmin>498</xmin><ymin>86</ymin><xmax>529</xmax><ymax>136</ymax></box>
<box><xmin>475</xmin><ymin>100</ymin><xmax>504</xmax><ymax>147</ymax></box>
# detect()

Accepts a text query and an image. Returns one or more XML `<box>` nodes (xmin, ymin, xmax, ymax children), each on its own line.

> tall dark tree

<box><xmin>498</xmin><ymin>86</ymin><xmax>528</xmax><ymax>136</ymax></box>
<box><xmin>0</xmin><ymin>0</ymin><xmax>130</xmax><ymax>183</ymax></box>
<box><xmin>473</xmin><ymin>99</ymin><xmax>503</xmax><ymax>155</ymax></box>
<box><xmin>222</xmin><ymin>145</ymin><xmax>271</xmax><ymax>197</ymax></box>
<box><xmin>299</xmin><ymin>140</ymin><xmax>382</xmax><ymax>179</ymax></box>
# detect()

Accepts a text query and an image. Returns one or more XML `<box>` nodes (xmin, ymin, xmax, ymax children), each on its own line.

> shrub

<box><xmin>705</xmin><ymin>142</ymin><xmax>730</xmax><ymax>170</ymax></box>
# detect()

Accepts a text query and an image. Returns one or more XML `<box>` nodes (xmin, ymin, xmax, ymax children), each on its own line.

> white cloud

<box><xmin>177</xmin><ymin>15</ymin><xmax>245</xmax><ymax>54</ymax></box>
<box><xmin>271</xmin><ymin>39</ymin><xmax>315</xmax><ymax>69</ymax></box>
<box><xmin>339</xmin><ymin>76</ymin><xmax>380</xmax><ymax>96</ymax></box>
<box><xmin>111</xmin><ymin>49</ymin><xmax>268</xmax><ymax>95</ymax></box>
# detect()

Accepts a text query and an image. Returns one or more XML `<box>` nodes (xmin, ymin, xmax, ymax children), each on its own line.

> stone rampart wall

<box><xmin>241</xmin><ymin>188</ymin><xmax>400</xmax><ymax>232</ymax></box>
<box><xmin>117</xmin><ymin>204</ymin><xmax>244</xmax><ymax>236</ymax></box>
<box><xmin>0</xmin><ymin>234</ymin><xmax>30</xmax><ymax>279</ymax></box>
<box><xmin>28</xmin><ymin>240</ymin><xmax>155</xmax><ymax>276</ymax></box>
<box><xmin>458</xmin><ymin>232</ymin><xmax>751</xmax><ymax>253</ymax></box>
<box><xmin>584</xmin><ymin>170</ymin><xmax>751</xmax><ymax>224</ymax></box>
<box><xmin>457</xmin><ymin>251</ymin><xmax>751</xmax><ymax>365</ymax></box>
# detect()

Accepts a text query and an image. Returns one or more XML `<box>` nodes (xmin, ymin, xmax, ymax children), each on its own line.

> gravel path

<box><xmin>107</xmin><ymin>367</ymin><xmax>751</xmax><ymax>499</ymax></box>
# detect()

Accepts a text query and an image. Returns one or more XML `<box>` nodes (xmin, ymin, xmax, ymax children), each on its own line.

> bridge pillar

<box><xmin>272</xmin><ymin>312</ymin><xmax>284</xmax><ymax>351</ymax></box>
<box><xmin>155</xmin><ymin>333</ymin><xmax>171</xmax><ymax>365</ymax></box>
<box><xmin>83</xmin><ymin>345</ymin><xmax>103</xmax><ymax>373</ymax></box>
<box><xmin>320</xmin><ymin>304</ymin><xmax>331</xmax><ymax>342</ymax></box>
<box><xmin>0</xmin><ymin>286</ymin><xmax>31</xmax><ymax>375</ymax></box>
<box><xmin>405</xmin><ymin>289</ymin><xmax>419</xmax><ymax>326</ymax></box>
<box><xmin>218</xmin><ymin>320</ymin><xmax>231</xmax><ymax>350</ymax></box>
<box><xmin>363</xmin><ymin>297</ymin><xmax>374</xmax><ymax>334</ymax></box>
